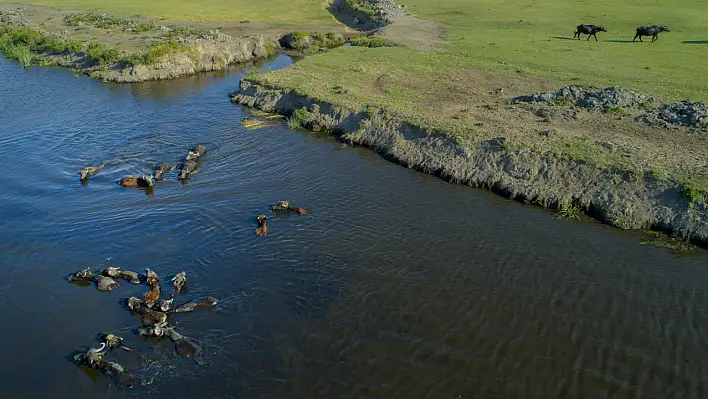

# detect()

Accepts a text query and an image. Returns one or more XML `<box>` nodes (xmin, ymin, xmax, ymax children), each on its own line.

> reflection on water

<box><xmin>1</xmin><ymin>54</ymin><xmax>708</xmax><ymax>398</ymax></box>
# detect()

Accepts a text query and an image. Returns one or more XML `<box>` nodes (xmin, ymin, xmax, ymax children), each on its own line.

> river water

<box><xmin>1</xmin><ymin>54</ymin><xmax>708</xmax><ymax>398</ymax></box>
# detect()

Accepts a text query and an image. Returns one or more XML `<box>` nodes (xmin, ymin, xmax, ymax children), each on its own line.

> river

<box><xmin>1</xmin><ymin>54</ymin><xmax>707</xmax><ymax>398</ymax></box>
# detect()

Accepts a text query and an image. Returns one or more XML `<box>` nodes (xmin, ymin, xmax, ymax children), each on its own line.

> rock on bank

<box><xmin>232</xmin><ymin>79</ymin><xmax>708</xmax><ymax>247</ymax></box>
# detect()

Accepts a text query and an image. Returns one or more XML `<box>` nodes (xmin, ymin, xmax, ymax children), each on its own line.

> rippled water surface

<box><xmin>1</xmin><ymin>55</ymin><xmax>708</xmax><ymax>398</ymax></box>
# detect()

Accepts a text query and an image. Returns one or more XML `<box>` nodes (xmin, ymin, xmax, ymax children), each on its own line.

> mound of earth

<box><xmin>638</xmin><ymin>100</ymin><xmax>708</xmax><ymax>132</ymax></box>
<box><xmin>510</xmin><ymin>85</ymin><xmax>656</xmax><ymax>113</ymax></box>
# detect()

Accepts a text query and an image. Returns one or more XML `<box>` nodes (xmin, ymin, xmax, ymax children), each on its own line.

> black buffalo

<box><xmin>573</xmin><ymin>24</ymin><xmax>607</xmax><ymax>41</ymax></box>
<box><xmin>633</xmin><ymin>25</ymin><xmax>670</xmax><ymax>42</ymax></box>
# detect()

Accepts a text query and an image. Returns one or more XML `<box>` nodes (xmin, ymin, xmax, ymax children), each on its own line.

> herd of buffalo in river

<box><xmin>71</xmin><ymin>144</ymin><xmax>309</xmax><ymax>388</ymax></box>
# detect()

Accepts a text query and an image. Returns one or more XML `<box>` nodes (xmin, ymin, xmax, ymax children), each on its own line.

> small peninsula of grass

<box><xmin>8</xmin><ymin>0</ymin><xmax>338</xmax><ymax>25</ymax></box>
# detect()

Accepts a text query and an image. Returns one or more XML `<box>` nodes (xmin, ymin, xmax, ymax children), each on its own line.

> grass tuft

<box><xmin>287</xmin><ymin>107</ymin><xmax>313</xmax><ymax>129</ymax></box>
<box><xmin>681</xmin><ymin>183</ymin><xmax>706</xmax><ymax>205</ymax></box>
<box><xmin>85</xmin><ymin>42</ymin><xmax>120</xmax><ymax>68</ymax></box>
<box><xmin>607</xmin><ymin>106</ymin><xmax>625</xmax><ymax>115</ymax></box>
<box><xmin>552</xmin><ymin>97</ymin><xmax>571</xmax><ymax>107</ymax></box>
<box><xmin>122</xmin><ymin>39</ymin><xmax>182</xmax><ymax>66</ymax></box>
<box><xmin>554</xmin><ymin>202</ymin><xmax>581</xmax><ymax>220</ymax></box>
<box><xmin>349</xmin><ymin>36</ymin><xmax>395</xmax><ymax>48</ymax></box>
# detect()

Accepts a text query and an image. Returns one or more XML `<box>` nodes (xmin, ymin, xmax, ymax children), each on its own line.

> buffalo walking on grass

<box><xmin>574</xmin><ymin>24</ymin><xmax>607</xmax><ymax>41</ymax></box>
<box><xmin>633</xmin><ymin>25</ymin><xmax>670</xmax><ymax>42</ymax></box>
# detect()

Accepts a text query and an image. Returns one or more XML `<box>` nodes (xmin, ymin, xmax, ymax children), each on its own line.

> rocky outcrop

<box><xmin>328</xmin><ymin>0</ymin><xmax>405</xmax><ymax>31</ymax></box>
<box><xmin>638</xmin><ymin>100</ymin><xmax>708</xmax><ymax>132</ymax></box>
<box><xmin>511</xmin><ymin>85</ymin><xmax>708</xmax><ymax>134</ymax></box>
<box><xmin>232</xmin><ymin>79</ymin><xmax>708</xmax><ymax>247</ymax></box>
<box><xmin>510</xmin><ymin>85</ymin><xmax>656</xmax><ymax>112</ymax></box>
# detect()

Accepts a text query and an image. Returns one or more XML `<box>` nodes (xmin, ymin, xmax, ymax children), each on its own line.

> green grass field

<box><xmin>5</xmin><ymin>0</ymin><xmax>338</xmax><ymax>25</ymax></box>
<box><xmin>252</xmin><ymin>0</ymin><xmax>708</xmax><ymax>194</ymax></box>
<box><xmin>259</xmin><ymin>0</ymin><xmax>708</xmax><ymax>105</ymax></box>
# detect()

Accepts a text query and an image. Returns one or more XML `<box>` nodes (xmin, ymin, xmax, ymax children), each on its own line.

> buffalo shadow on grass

<box><xmin>551</xmin><ymin>36</ymin><xmax>576</xmax><ymax>41</ymax></box>
<box><xmin>605</xmin><ymin>40</ymin><xmax>635</xmax><ymax>43</ymax></box>
<box><xmin>682</xmin><ymin>40</ymin><xmax>708</xmax><ymax>44</ymax></box>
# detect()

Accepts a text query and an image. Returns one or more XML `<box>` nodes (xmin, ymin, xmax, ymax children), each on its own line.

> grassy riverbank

<box><xmin>251</xmin><ymin>0</ymin><xmax>708</xmax><ymax>198</ymax></box>
<box><xmin>3</xmin><ymin>0</ymin><xmax>707</xmax><ymax>220</ymax></box>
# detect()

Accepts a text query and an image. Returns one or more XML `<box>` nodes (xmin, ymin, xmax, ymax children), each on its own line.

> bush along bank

<box><xmin>278</xmin><ymin>31</ymin><xmax>344</xmax><ymax>53</ymax></box>
<box><xmin>231</xmin><ymin>79</ymin><xmax>708</xmax><ymax>248</ymax></box>
<box><xmin>0</xmin><ymin>24</ymin><xmax>277</xmax><ymax>82</ymax></box>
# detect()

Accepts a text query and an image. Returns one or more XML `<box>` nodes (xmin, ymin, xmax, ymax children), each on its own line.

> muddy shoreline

<box><xmin>232</xmin><ymin>79</ymin><xmax>708</xmax><ymax>248</ymax></box>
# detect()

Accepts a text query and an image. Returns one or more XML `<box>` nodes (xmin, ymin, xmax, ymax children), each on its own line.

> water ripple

<box><xmin>2</xmin><ymin>54</ymin><xmax>708</xmax><ymax>399</ymax></box>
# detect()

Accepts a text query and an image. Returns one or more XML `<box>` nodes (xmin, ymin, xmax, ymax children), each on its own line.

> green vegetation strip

<box><xmin>0</xmin><ymin>26</ymin><xmax>187</xmax><ymax>69</ymax></box>
<box><xmin>285</xmin><ymin>31</ymin><xmax>344</xmax><ymax>52</ymax></box>
<box><xmin>122</xmin><ymin>40</ymin><xmax>183</xmax><ymax>66</ymax></box>
<box><xmin>0</xmin><ymin>27</ymin><xmax>82</xmax><ymax>67</ymax></box>
<box><xmin>349</xmin><ymin>36</ymin><xmax>395</xmax><ymax>48</ymax></box>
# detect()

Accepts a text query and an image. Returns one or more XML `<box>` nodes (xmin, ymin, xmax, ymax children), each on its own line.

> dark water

<box><xmin>1</xmin><ymin>54</ymin><xmax>708</xmax><ymax>399</ymax></box>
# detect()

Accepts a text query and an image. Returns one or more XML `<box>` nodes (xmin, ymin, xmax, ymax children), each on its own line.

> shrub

<box><xmin>14</xmin><ymin>45</ymin><xmax>34</xmax><ymax>67</ymax></box>
<box><xmin>121</xmin><ymin>40</ymin><xmax>182</xmax><ymax>66</ymax></box>
<box><xmin>681</xmin><ymin>184</ymin><xmax>706</xmax><ymax>204</ymax></box>
<box><xmin>6</xmin><ymin>27</ymin><xmax>41</xmax><ymax>46</ymax></box>
<box><xmin>265</xmin><ymin>42</ymin><xmax>277</xmax><ymax>56</ymax></box>
<box><xmin>286</xmin><ymin>31</ymin><xmax>343</xmax><ymax>52</ymax></box>
<box><xmin>144</xmin><ymin>40</ymin><xmax>180</xmax><ymax>63</ymax></box>
<box><xmin>349</xmin><ymin>35</ymin><xmax>394</xmax><ymax>48</ymax></box>
<box><xmin>0</xmin><ymin>34</ymin><xmax>11</xmax><ymax>53</ymax></box>
<box><xmin>33</xmin><ymin>35</ymin><xmax>82</xmax><ymax>54</ymax></box>
<box><xmin>552</xmin><ymin>96</ymin><xmax>571</xmax><ymax>107</ymax></box>
<box><xmin>245</xmin><ymin>67</ymin><xmax>261</xmax><ymax>79</ymax></box>
<box><xmin>345</xmin><ymin>0</ymin><xmax>378</xmax><ymax>20</ymax></box>
<box><xmin>607</xmin><ymin>106</ymin><xmax>625</xmax><ymax>115</ymax></box>
<box><xmin>287</xmin><ymin>107</ymin><xmax>312</xmax><ymax>129</ymax></box>
<box><xmin>554</xmin><ymin>202</ymin><xmax>581</xmax><ymax>220</ymax></box>
<box><xmin>0</xmin><ymin>34</ymin><xmax>35</xmax><ymax>67</ymax></box>
<box><xmin>85</xmin><ymin>42</ymin><xmax>120</xmax><ymax>67</ymax></box>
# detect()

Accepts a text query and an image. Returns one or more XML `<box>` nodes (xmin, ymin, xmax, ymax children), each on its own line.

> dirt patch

<box><xmin>325</xmin><ymin>0</ymin><xmax>443</xmax><ymax>51</ymax></box>
<box><xmin>374</xmin><ymin>15</ymin><xmax>446</xmax><ymax>51</ymax></box>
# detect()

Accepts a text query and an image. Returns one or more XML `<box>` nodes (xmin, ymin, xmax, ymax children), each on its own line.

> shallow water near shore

<box><xmin>1</xmin><ymin>54</ymin><xmax>708</xmax><ymax>398</ymax></box>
